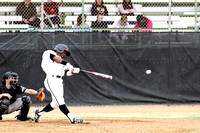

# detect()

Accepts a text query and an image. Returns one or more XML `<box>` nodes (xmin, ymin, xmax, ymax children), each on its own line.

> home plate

<box><xmin>82</xmin><ymin>121</ymin><xmax>90</xmax><ymax>124</ymax></box>
<box><xmin>83</xmin><ymin>121</ymin><xmax>103</xmax><ymax>124</ymax></box>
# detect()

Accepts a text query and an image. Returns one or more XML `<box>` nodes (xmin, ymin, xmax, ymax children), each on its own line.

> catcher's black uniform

<box><xmin>0</xmin><ymin>84</ymin><xmax>32</xmax><ymax>121</ymax></box>
<box><xmin>0</xmin><ymin>84</ymin><xmax>26</xmax><ymax>104</ymax></box>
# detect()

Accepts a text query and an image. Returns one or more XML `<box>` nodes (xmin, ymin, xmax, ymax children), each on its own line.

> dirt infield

<box><xmin>1</xmin><ymin>105</ymin><xmax>200</xmax><ymax>133</ymax></box>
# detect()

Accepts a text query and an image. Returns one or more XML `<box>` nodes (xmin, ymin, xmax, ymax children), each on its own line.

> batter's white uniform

<box><xmin>41</xmin><ymin>50</ymin><xmax>73</xmax><ymax>108</ymax></box>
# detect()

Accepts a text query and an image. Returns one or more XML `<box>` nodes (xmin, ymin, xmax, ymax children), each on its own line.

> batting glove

<box><xmin>64</xmin><ymin>63</ymin><xmax>74</xmax><ymax>70</ymax></box>
<box><xmin>72</xmin><ymin>68</ymin><xmax>80</xmax><ymax>74</ymax></box>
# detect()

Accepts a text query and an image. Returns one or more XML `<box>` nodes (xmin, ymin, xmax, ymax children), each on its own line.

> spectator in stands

<box><xmin>133</xmin><ymin>15</ymin><xmax>153</xmax><ymax>32</ymax></box>
<box><xmin>43</xmin><ymin>0</ymin><xmax>61</xmax><ymax>28</ymax></box>
<box><xmin>15</xmin><ymin>0</ymin><xmax>40</xmax><ymax>27</ymax></box>
<box><xmin>91</xmin><ymin>0</ymin><xmax>109</xmax><ymax>16</ymax></box>
<box><xmin>112</xmin><ymin>14</ymin><xmax>129</xmax><ymax>32</ymax></box>
<box><xmin>119</xmin><ymin>0</ymin><xmax>136</xmax><ymax>16</ymax></box>
<box><xmin>91</xmin><ymin>14</ymin><xmax>108</xmax><ymax>32</ymax></box>
<box><xmin>74</xmin><ymin>14</ymin><xmax>90</xmax><ymax>32</ymax></box>
<box><xmin>111</xmin><ymin>14</ymin><xmax>130</xmax><ymax>44</ymax></box>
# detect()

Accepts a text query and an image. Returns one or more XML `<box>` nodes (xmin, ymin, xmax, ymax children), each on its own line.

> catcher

<box><xmin>0</xmin><ymin>71</ymin><xmax>45</xmax><ymax>121</ymax></box>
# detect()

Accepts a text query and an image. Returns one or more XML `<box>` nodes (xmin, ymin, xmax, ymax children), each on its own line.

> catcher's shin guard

<box><xmin>0</xmin><ymin>109</ymin><xmax>5</xmax><ymax>120</ymax></box>
<box><xmin>16</xmin><ymin>96</ymin><xmax>32</xmax><ymax>121</ymax></box>
<box><xmin>0</xmin><ymin>97</ymin><xmax>11</xmax><ymax>120</ymax></box>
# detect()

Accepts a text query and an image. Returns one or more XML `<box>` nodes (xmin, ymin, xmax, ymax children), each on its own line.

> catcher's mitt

<box><xmin>36</xmin><ymin>88</ymin><xmax>45</xmax><ymax>102</ymax></box>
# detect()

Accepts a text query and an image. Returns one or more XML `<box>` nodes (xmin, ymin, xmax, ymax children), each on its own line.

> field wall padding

<box><xmin>0</xmin><ymin>32</ymin><xmax>200</xmax><ymax>105</ymax></box>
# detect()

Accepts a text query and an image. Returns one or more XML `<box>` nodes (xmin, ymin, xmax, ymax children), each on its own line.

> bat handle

<box><xmin>81</xmin><ymin>69</ymin><xmax>90</xmax><ymax>73</ymax></box>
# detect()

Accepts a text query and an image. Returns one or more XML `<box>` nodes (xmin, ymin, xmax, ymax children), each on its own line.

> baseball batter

<box><xmin>34</xmin><ymin>44</ymin><xmax>83</xmax><ymax>124</ymax></box>
<box><xmin>0</xmin><ymin>71</ymin><xmax>38</xmax><ymax>121</ymax></box>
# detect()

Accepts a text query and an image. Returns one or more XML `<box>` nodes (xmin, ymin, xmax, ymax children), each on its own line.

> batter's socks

<box><xmin>59</xmin><ymin>104</ymin><xmax>74</xmax><ymax>122</ymax></box>
<box><xmin>38</xmin><ymin>103</ymin><xmax>54</xmax><ymax>115</ymax></box>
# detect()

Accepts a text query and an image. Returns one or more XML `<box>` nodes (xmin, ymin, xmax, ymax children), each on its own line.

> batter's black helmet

<box><xmin>2</xmin><ymin>71</ymin><xmax>19</xmax><ymax>86</ymax></box>
<box><xmin>54</xmin><ymin>44</ymin><xmax>71</xmax><ymax>56</ymax></box>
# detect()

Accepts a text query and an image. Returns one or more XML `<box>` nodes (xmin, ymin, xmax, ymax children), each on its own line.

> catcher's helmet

<box><xmin>54</xmin><ymin>44</ymin><xmax>71</xmax><ymax>56</ymax></box>
<box><xmin>2</xmin><ymin>71</ymin><xmax>19</xmax><ymax>86</ymax></box>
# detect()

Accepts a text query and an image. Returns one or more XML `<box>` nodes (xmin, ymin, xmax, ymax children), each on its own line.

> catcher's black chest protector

<box><xmin>0</xmin><ymin>85</ymin><xmax>23</xmax><ymax>104</ymax></box>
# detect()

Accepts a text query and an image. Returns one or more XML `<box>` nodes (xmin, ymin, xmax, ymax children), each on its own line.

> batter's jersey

<box><xmin>0</xmin><ymin>84</ymin><xmax>26</xmax><ymax>104</ymax></box>
<box><xmin>41</xmin><ymin>50</ymin><xmax>66</xmax><ymax>77</ymax></box>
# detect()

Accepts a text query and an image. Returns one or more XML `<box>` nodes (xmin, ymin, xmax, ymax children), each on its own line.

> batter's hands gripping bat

<box><xmin>81</xmin><ymin>70</ymin><xmax>113</xmax><ymax>80</ymax></box>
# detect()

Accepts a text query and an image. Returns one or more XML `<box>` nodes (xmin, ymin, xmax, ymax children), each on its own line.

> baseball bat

<box><xmin>81</xmin><ymin>70</ymin><xmax>113</xmax><ymax>80</ymax></box>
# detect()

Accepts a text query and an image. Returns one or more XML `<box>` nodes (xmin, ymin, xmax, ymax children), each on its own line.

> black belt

<box><xmin>52</xmin><ymin>75</ymin><xmax>61</xmax><ymax>78</ymax></box>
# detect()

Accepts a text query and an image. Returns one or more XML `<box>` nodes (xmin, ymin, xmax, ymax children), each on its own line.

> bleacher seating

<box><xmin>0</xmin><ymin>1</ymin><xmax>199</xmax><ymax>31</ymax></box>
<box><xmin>1</xmin><ymin>6</ymin><xmax>199</xmax><ymax>14</ymax></box>
<box><xmin>65</xmin><ymin>15</ymin><xmax>181</xmax><ymax>28</ymax></box>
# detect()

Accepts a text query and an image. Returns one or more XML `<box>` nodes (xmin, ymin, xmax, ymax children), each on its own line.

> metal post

<box><xmin>168</xmin><ymin>0</ymin><xmax>172</xmax><ymax>32</ymax></box>
<box><xmin>61</xmin><ymin>0</ymin><xmax>63</xmax><ymax>6</ymax></box>
<box><xmin>41</xmin><ymin>0</ymin><xmax>44</xmax><ymax>31</ymax></box>
<box><xmin>43</xmin><ymin>10</ymin><xmax>55</xmax><ymax>28</ymax></box>
<box><xmin>82</xmin><ymin>0</ymin><xmax>85</xmax><ymax>29</ymax></box>
<box><xmin>195</xmin><ymin>0</ymin><xmax>199</xmax><ymax>47</ymax></box>
<box><xmin>195</xmin><ymin>0</ymin><xmax>198</xmax><ymax>32</ymax></box>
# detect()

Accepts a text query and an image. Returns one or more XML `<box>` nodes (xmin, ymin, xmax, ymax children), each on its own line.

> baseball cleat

<box><xmin>72</xmin><ymin>118</ymin><xmax>84</xmax><ymax>124</ymax></box>
<box><xmin>34</xmin><ymin>109</ymin><xmax>41</xmax><ymax>122</ymax></box>
<box><xmin>15</xmin><ymin>115</ymin><xmax>33</xmax><ymax>121</ymax></box>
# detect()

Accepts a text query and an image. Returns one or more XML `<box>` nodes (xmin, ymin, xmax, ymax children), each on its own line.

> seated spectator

<box><xmin>15</xmin><ymin>0</ymin><xmax>40</xmax><ymax>27</ymax></box>
<box><xmin>91</xmin><ymin>0</ymin><xmax>108</xmax><ymax>16</ymax></box>
<box><xmin>74</xmin><ymin>14</ymin><xmax>90</xmax><ymax>32</ymax></box>
<box><xmin>119</xmin><ymin>0</ymin><xmax>136</xmax><ymax>16</ymax></box>
<box><xmin>112</xmin><ymin>14</ymin><xmax>129</xmax><ymax>32</ymax></box>
<box><xmin>133</xmin><ymin>15</ymin><xmax>153</xmax><ymax>32</ymax></box>
<box><xmin>91</xmin><ymin>14</ymin><xmax>108</xmax><ymax>32</ymax></box>
<box><xmin>43</xmin><ymin>0</ymin><xmax>61</xmax><ymax>28</ymax></box>
<box><xmin>111</xmin><ymin>15</ymin><xmax>130</xmax><ymax>44</ymax></box>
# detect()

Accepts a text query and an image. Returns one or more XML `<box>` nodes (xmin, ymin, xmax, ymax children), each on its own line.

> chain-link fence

<box><xmin>0</xmin><ymin>0</ymin><xmax>199</xmax><ymax>32</ymax></box>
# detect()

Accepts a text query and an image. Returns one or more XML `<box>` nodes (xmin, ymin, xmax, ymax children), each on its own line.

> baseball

<box><xmin>146</xmin><ymin>70</ymin><xmax>151</xmax><ymax>74</ymax></box>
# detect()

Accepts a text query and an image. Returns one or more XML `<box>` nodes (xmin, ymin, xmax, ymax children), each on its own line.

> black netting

<box><xmin>0</xmin><ymin>32</ymin><xmax>200</xmax><ymax>106</ymax></box>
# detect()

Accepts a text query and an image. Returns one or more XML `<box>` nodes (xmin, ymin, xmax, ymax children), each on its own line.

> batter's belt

<box><xmin>52</xmin><ymin>75</ymin><xmax>62</xmax><ymax>78</ymax></box>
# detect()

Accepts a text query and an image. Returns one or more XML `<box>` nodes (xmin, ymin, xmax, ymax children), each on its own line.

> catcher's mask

<box><xmin>54</xmin><ymin>44</ymin><xmax>71</xmax><ymax>56</ymax></box>
<box><xmin>2</xmin><ymin>71</ymin><xmax>19</xmax><ymax>87</ymax></box>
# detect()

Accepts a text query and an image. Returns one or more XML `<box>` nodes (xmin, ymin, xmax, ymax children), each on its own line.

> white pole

<box><xmin>168</xmin><ymin>0</ymin><xmax>172</xmax><ymax>31</ymax></box>
<box><xmin>82</xmin><ymin>0</ymin><xmax>85</xmax><ymax>28</ymax></box>
<box><xmin>43</xmin><ymin>10</ymin><xmax>55</xmax><ymax>28</ymax></box>
<box><xmin>41</xmin><ymin>0</ymin><xmax>44</xmax><ymax>31</ymax></box>
<box><xmin>195</xmin><ymin>0</ymin><xmax>198</xmax><ymax>32</ymax></box>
